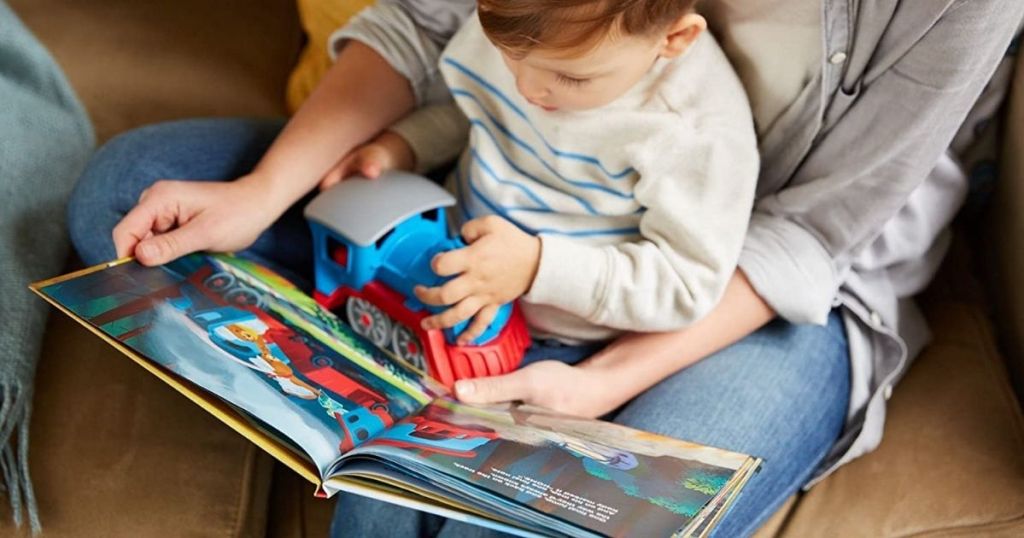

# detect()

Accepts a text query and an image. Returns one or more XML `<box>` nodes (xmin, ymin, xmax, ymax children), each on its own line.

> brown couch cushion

<box><xmin>10</xmin><ymin>0</ymin><xmax>302</xmax><ymax>142</ymax></box>
<box><xmin>266</xmin><ymin>464</ymin><xmax>336</xmax><ymax>538</ymax></box>
<box><xmin>777</xmin><ymin>302</ymin><xmax>1024</xmax><ymax>536</ymax></box>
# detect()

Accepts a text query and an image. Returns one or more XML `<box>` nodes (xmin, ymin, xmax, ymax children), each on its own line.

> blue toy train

<box><xmin>304</xmin><ymin>172</ymin><xmax>530</xmax><ymax>387</ymax></box>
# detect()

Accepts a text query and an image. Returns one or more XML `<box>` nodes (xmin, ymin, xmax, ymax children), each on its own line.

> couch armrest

<box><xmin>991</xmin><ymin>50</ymin><xmax>1024</xmax><ymax>399</ymax></box>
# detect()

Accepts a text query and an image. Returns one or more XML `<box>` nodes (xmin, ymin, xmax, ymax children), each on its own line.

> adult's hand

<box><xmin>111</xmin><ymin>40</ymin><xmax>419</xmax><ymax>268</ymax></box>
<box><xmin>112</xmin><ymin>175</ymin><xmax>280</xmax><ymax>266</ymax></box>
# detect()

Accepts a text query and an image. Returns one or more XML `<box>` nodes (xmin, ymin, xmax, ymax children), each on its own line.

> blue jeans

<box><xmin>67</xmin><ymin>118</ymin><xmax>851</xmax><ymax>538</ymax></box>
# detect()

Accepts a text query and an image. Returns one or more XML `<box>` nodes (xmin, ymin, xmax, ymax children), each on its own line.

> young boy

<box><xmin>326</xmin><ymin>0</ymin><xmax>759</xmax><ymax>347</ymax></box>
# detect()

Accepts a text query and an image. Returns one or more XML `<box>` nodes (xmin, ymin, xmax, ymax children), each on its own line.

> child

<box><xmin>326</xmin><ymin>0</ymin><xmax>759</xmax><ymax>348</ymax></box>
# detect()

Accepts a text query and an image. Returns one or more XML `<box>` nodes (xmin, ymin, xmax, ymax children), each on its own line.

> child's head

<box><xmin>478</xmin><ymin>0</ymin><xmax>705</xmax><ymax>112</ymax></box>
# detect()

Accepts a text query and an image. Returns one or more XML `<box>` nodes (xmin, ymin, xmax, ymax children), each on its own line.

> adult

<box><xmin>66</xmin><ymin>0</ymin><xmax>1023</xmax><ymax>535</ymax></box>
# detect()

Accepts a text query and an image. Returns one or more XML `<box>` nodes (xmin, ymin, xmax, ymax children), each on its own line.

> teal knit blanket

<box><xmin>0</xmin><ymin>1</ymin><xmax>94</xmax><ymax>532</ymax></box>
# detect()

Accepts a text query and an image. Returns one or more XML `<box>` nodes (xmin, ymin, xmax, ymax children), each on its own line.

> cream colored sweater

<box><xmin>335</xmin><ymin>10</ymin><xmax>759</xmax><ymax>342</ymax></box>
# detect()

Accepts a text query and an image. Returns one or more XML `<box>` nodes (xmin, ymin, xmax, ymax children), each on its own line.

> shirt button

<box><xmin>829</xmin><ymin>52</ymin><xmax>848</xmax><ymax>65</ymax></box>
<box><xmin>884</xmin><ymin>385</ymin><xmax>893</xmax><ymax>400</ymax></box>
<box><xmin>869</xmin><ymin>311</ymin><xmax>883</xmax><ymax>327</ymax></box>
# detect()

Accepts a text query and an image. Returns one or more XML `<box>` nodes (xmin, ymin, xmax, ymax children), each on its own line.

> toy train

<box><xmin>304</xmin><ymin>172</ymin><xmax>530</xmax><ymax>387</ymax></box>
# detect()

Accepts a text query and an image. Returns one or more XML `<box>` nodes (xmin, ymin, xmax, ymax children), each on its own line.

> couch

<box><xmin>4</xmin><ymin>1</ymin><xmax>1022</xmax><ymax>536</ymax></box>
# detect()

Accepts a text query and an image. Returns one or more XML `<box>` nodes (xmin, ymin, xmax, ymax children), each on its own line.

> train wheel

<box><xmin>225</xmin><ymin>286</ymin><xmax>264</xmax><ymax>308</ymax></box>
<box><xmin>204</xmin><ymin>271</ymin><xmax>236</xmax><ymax>292</ymax></box>
<box><xmin>346</xmin><ymin>297</ymin><xmax>392</xmax><ymax>348</ymax></box>
<box><xmin>311</xmin><ymin>355</ymin><xmax>333</xmax><ymax>368</ymax></box>
<box><xmin>391</xmin><ymin>325</ymin><xmax>426</xmax><ymax>371</ymax></box>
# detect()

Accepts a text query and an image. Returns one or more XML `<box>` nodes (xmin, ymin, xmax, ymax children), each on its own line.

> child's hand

<box><xmin>113</xmin><ymin>176</ymin><xmax>281</xmax><ymax>266</ymax></box>
<box><xmin>318</xmin><ymin>130</ymin><xmax>415</xmax><ymax>191</ymax></box>
<box><xmin>414</xmin><ymin>216</ymin><xmax>541</xmax><ymax>344</ymax></box>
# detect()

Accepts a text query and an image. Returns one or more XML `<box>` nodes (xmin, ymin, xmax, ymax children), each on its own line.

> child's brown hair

<box><xmin>477</xmin><ymin>0</ymin><xmax>700</xmax><ymax>56</ymax></box>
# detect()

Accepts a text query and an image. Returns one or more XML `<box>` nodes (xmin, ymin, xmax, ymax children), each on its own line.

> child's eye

<box><xmin>556</xmin><ymin>74</ymin><xmax>590</xmax><ymax>88</ymax></box>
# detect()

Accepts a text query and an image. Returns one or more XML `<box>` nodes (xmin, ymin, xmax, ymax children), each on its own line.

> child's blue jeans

<box><xmin>68</xmin><ymin>118</ymin><xmax>850</xmax><ymax>538</ymax></box>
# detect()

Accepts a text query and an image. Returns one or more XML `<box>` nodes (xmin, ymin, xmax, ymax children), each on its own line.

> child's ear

<box><xmin>659</xmin><ymin>13</ymin><xmax>707</xmax><ymax>59</ymax></box>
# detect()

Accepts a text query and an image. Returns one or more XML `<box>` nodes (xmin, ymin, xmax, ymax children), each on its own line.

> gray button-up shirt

<box><xmin>350</xmin><ymin>0</ymin><xmax>1024</xmax><ymax>483</ymax></box>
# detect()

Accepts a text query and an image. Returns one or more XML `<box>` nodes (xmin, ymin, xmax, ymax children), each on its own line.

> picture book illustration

<box><xmin>35</xmin><ymin>254</ymin><xmax>761</xmax><ymax>538</ymax></box>
<box><xmin>38</xmin><ymin>254</ymin><xmax>439</xmax><ymax>473</ymax></box>
<box><xmin>342</xmin><ymin>398</ymin><xmax>755</xmax><ymax>537</ymax></box>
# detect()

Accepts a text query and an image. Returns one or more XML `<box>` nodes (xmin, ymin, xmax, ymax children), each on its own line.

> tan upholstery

<box><xmin>10</xmin><ymin>0</ymin><xmax>302</xmax><ymax>143</ymax></box>
<box><xmin>4</xmin><ymin>1</ymin><xmax>1023</xmax><ymax>536</ymax></box>
<box><xmin>778</xmin><ymin>304</ymin><xmax>1024</xmax><ymax>536</ymax></box>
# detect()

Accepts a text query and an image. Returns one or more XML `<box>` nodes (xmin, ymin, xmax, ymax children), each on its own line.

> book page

<box><xmin>341</xmin><ymin>397</ymin><xmax>756</xmax><ymax>537</ymax></box>
<box><xmin>35</xmin><ymin>254</ymin><xmax>441</xmax><ymax>477</ymax></box>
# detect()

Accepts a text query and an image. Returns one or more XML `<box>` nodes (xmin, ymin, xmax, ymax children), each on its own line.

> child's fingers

<box><xmin>413</xmin><ymin>275</ymin><xmax>473</xmax><ymax>307</ymax></box>
<box><xmin>420</xmin><ymin>296</ymin><xmax>484</xmax><ymax>331</ymax></box>
<box><xmin>319</xmin><ymin>153</ymin><xmax>356</xmax><ymax>191</ymax></box>
<box><xmin>319</xmin><ymin>167</ymin><xmax>344</xmax><ymax>191</ymax></box>
<box><xmin>458</xmin><ymin>304</ymin><xmax>500</xmax><ymax>345</ymax></box>
<box><xmin>431</xmin><ymin>248</ymin><xmax>471</xmax><ymax>277</ymax></box>
<box><xmin>357</xmin><ymin>145</ymin><xmax>396</xmax><ymax>179</ymax></box>
<box><xmin>360</xmin><ymin>160</ymin><xmax>383</xmax><ymax>179</ymax></box>
<box><xmin>461</xmin><ymin>215</ymin><xmax>503</xmax><ymax>243</ymax></box>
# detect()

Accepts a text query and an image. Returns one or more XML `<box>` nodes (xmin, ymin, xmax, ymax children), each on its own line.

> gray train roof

<box><xmin>303</xmin><ymin>171</ymin><xmax>456</xmax><ymax>247</ymax></box>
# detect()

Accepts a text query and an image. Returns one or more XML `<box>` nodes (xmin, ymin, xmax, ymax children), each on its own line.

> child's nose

<box><xmin>515</xmin><ymin>74</ymin><xmax>549</xmax><ymax>101</ymax></box>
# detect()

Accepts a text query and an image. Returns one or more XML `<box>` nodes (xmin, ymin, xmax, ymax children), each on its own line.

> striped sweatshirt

<box><xmin>334</xmin><ymin>8</ymin><xmax>759</xmax><ymax>343</ymax></box>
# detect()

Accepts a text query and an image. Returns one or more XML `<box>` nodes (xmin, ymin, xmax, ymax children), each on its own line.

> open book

<box><xmin>32</xmin><ymin>254</ymin><xmax>761</xmax><ymax>538</ymax></box>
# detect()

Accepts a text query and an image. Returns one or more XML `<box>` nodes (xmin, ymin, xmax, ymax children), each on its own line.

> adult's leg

<box><xmin>330</xmin><ymin>313</ymin><xmax>850</xmax><ymax>538</ymax></box>
<box><xmin>66</xmin><ymin>117</ymin><xmax>315</xmax><ymax>282</ymax></box>
<box><xmin>612</xmin><ymin>311</ymin><xmax>850</xmax><ymax>537</ymax></box>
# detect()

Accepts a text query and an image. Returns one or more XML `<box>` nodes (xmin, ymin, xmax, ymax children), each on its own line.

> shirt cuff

<box><xmin>522</xmin><ymin>235</ymin><xmax>609</xmax><ymax>321</ymax></box>
<box><xmin>739</xmin><ymin>213</ymin><xmax>838</xmax><ymax>325</ymax></box>
<box><xmin>388</xmin><ymin>105</ymin><xmax>468</xmax><ymax>174</ymax></box>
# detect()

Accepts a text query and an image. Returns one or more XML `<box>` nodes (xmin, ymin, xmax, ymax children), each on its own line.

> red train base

<box><xmin>315</xmin><ymin>280</ymin><xmax>529</xmax><ymax>388</ymax></box>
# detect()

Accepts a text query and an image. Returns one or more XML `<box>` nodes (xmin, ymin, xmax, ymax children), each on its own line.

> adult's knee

<box><xmin>67</xmin><ymin>124</ymin><xmax>178</xmax><ymax>264</ymax></box>
<box><xmin>67</xmin><ymin>118</ymin><xmax>284</xmax><ymax>264</ymax></box>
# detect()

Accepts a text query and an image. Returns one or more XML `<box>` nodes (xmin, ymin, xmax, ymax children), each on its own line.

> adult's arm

<box><xmin>740</xmin><ymin>0</ymin><xmax>1024</xmax><ymax>324</ymax></box>
<box><xmin>249</xmin><ymin>41</ymin><xmax>417</xmax><ymax>205</ymax></box>
<box><xmin>115</xmin><ymin>40</ymin><xmax>416</xmax><ymax>264</ymax></box>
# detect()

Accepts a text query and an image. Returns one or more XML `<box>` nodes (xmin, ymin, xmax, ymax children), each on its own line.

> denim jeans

<box><xmin>67</xmin><ymin>118</ymin><xmax>851</xmax><ymax>538</ymax></box>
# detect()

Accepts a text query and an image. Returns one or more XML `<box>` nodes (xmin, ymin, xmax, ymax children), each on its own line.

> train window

<box><xmin>375</xmin><ymin>229</ymin><xmax>395</xmax><ymax>250</ymax></box>
<box><xmin>422</xmin><ymin>208</ymin><xmax>439</xmax><ymax>222</ymax></box>
<box><xmin>357</xmin><ymin>429</ymin><xmax>369</xmax><ymax>441</ymax></box>
<box><xmin>327</xmin><ymin>236</ymin><xmax>349</xmax><ymax>268</ymax></box>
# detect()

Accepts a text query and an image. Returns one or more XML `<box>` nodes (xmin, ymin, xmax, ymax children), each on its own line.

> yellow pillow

<box><xmin>287</xmin><ymin>0</ymin><xmax>377</xmax><ymax>113</ymax></box>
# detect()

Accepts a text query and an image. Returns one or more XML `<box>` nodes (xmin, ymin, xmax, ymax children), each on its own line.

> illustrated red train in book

<box><xmin>174</xmin><ymin>265</ymin><xmax>397</xmax><ymax>451</ymax></box>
